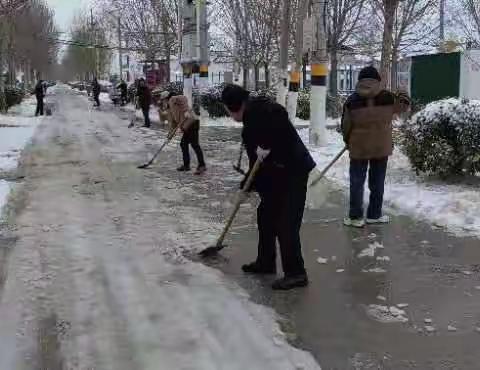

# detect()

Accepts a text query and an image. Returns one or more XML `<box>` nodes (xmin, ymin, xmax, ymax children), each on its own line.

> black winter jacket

<box><xmin>241</xmin><ymin>97</ymin><xmax>315</xmax><ymax>193</ymax></box>
<box><xmin>35</xmin><ymin>83</ymin><xmax>44</xmax><ymax>99</ymax></box>
<box><xmin>92</xmin><ymin>81</ymin><xmax>100</xmax><ymax>96</ymax></box>
<box><xmin>136</xmin><ymin>86</ymin><xmax>152</xmax><ymax>109</ymax></box>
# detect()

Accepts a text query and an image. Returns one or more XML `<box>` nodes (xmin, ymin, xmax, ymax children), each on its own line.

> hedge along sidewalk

<box><xmin>297</xmin><ymin>117</ymin><xmax>480</xmax><ymax>239</ymax></box>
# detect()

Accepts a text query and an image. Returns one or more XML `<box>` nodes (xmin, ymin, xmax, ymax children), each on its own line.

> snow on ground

<box><xmin>0</xmin><ymin>93</ymin><xmax>43</xmax><ymax>212</ymax></box>
<box><xmin>99</xmin><ymin>92</ymin><xmax>111</xmax><ymax>104</ymax></box>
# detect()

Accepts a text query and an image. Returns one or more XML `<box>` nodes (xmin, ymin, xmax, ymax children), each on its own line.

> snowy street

<box><xmin>0</xmin><ymin>86</ymin><xmax>318</xmax><ymax>369</ymax></box>
<box><xmin>1</xmin><ymin>86</ymin><xmax>480</xmax><ymax>369</ymax></box>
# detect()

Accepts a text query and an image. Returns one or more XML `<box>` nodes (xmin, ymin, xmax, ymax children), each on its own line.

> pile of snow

<box><xmin>366</xmin><ymin>305</ymin><xmax>408</xmax><ymax>323</ymax></box>
<box><xmin>201</xmin><ymin>116</ymin><xmax>242</xmax><ymax>128</ymax></box>
<box><xmin>358</xmin><ymin>241</ymin><xmax>384</xmax><ymax>258</ymax></box>
<box><xmin>0</xmin><ymin>95</ymin><xmax>43</xmax><ymax>212</ymax></box>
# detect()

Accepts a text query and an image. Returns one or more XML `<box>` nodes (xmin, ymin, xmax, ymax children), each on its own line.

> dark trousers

<box><xmin>94</xmin><ymin>94</ymin><xmax>100</xmax><ymax>106</ymax></box>
<box><xmin>35</xmin><ymin>97</ymin><xmax>44</xmax><ymax>116</ymax></box>
<box><xmin>180</xmin><ymin>125</ymin><xmax>205</xmax><ymax>168</ymax></box>
<box><xmin>142</xmin><ymin>107</ymin><xmax>151</xmax><ymax>127</ymax></box>
<box><xmin>349</xmin><ymin>157</ymin><xmax>388</xmax><ymax>220</ymax></box>
<box><xmin>256</xmin><ymin>174</ymin><xmax>308</xmax><ymax>277</ymax></box>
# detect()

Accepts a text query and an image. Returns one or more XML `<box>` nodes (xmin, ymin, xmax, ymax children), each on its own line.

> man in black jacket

<box><xmin>136</xmin><ymin>78</ymin><xmax>152</xmax><ymax>127</ymax></box>
<box><xmin>92</xmin><ymin>78</ymin><xmax>101</xmax><ymax>107</ymax></box>
<box><xmin>221</xmin><ymin>84</ymin><xmax>316</xmax><ymax>290</ymax></box>
<box><xmin>35</xmin><ymin>80</ymin><xmax>45</xmax><ymax>116</ymax></box>
<box><xmin>118</xmin><ymin>79</ymin><xmax>128</xmax><ymax>106</ymax></box>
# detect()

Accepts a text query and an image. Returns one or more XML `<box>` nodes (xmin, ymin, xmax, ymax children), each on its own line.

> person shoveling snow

<box><xmin>209</xmin><ymin>84</ymin><xmax>316</xmax><ymax>291</ymax></box>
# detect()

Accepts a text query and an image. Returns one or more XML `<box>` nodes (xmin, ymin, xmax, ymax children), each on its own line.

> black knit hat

<box><xmin>221</xmin><ymin>84</ymin><xmax>250</xmax><ymax>113</ymax></box>
<box><xmin>358</xmin><ymin>66</ymin><xmax>381</xmax><ymax>81</ymax></box>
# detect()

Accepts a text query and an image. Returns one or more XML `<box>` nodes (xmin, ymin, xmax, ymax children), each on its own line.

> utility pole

<box><xmin>439</xmin><ymin>0</ymin><xmax>445</xmax><ymax>42</ymax></box>
<box><xmin>287</xmin><ymin>0</ymin><xmax>308</xmax><ymax>120</ymax></box>
<box><xmin>180</xmin><ymin>0</ymin><xmax>209</xmax><ymax>107</ymax></box>
<box><xmin>90</xmin><ymin>9</ymin><xmax>97</xmax><ymax>79</ymax></box>
<box><xmin>310</xmin><ymin>0</ymin><xmax>328</xmax><ymax>146</ymax></box>
<box><xmin>277</xmin><ymin>0</ymin><xmax>290</xmax><ymax>107</ymax></box>
<box><xmin>198</xmin><ymin>0</ymin><xmax>209</xmax><ymax>89</ymax></box>
<box><xmin>180</xmin><ymin>0</ymin><xmax>195</xmax><ymax>107</ymax></box>
<box><xmin>118</xmin><ymin>17</ymin><xmax>123</xmax><ymax>80</ymax></box>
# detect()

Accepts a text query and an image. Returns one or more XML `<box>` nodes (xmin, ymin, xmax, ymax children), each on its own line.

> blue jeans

<box><xmin>349</xmin><ymin>157</ymin><xmax>388</xmax><ymax>220</ymax></box>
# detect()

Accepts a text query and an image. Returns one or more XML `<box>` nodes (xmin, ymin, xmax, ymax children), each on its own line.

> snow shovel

<box><xmin>306</xmin><ymin>147</ymin><xmax>347</xmax><ymax>209</ymax></box>
<box><xmin>137</xmin><ymin>126</ymin><xmax>179</xmax><ymax>169</ymax></box>
<box><xmin>128</xmin><ymin>111</ymin><xmax>136</xmax><ymax>128</ymax></box>
<box><xmin>233</xmin><ymin>143</ymin><xmax>246</xmax><ymax>175</ymax></box>
<box><xmin>199</xmin><ymin>157</ymin><xmax>263</xmax><ymax>258</ymax></box>
<box><xmin>128</xmin><ymin>99</ymin><xmax>138</xmax><ymax>128</ymax></box>
<box><xmin>309</xmin><ymin>147</ymin><xmax>347</xmax><ymax>187</ymax></box>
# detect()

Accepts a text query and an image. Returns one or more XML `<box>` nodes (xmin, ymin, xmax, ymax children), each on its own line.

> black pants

<box><xmin>142</xmin><ymin>107</ymin><xmax>151</xmax><ymax>127</ymax></box>
<box><xmin>94</xmin><ymin>94</ymin><xmax>100</xmax><ymax>107</ymax></box>
<box><xmin>180</xmin><ymin>125</ymin><xmax>205</xmax><ymax>168</ymax></box>
<box><xmin>256</xmin><ymin>174</ymin><xmax>308</xmax><ymax>277</ymax></box>
<box><xmin>349</xmin><ymin>157</ymin><xmax>388</xmax><ymax>220</ymax></box>
<box><xmin>35</xmin><ymin>97</ymin><xmax>44</xmax><ymax>116</ymax></box>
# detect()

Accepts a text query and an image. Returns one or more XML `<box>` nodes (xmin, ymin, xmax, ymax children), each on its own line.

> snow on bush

<box><xmin>296</xmin><ymin>89</ymin><xmax>310</xmax><ymax>120</ymax></box>
<box><xmin>199</xmin><ymin>83</ymin><xmax>228</xmax><ymax>118</ymax></box>
<box><xmin>401</xmin><ymin>98</ymin><xmax>480</xmax><ymax>177</ymax></box>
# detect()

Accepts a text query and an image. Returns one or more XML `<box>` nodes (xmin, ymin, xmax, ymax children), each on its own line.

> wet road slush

<box><xmin>208</xmin><ymin>188</ymin><xmax>480</xmax><ymax>369</ymax></box>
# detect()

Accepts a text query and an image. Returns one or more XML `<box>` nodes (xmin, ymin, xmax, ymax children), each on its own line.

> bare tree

<box><xmin>390</xmin><ymin>0</ymin><xmax>437</xmax><ymax>89</ymax></box>
<box><xmin>454</xmin><ymin>0</ymin><xmax>480</xmax><ymax>46</ymax></box>
<box><xmin>327</xmin><ymin>0</ymin><xmax>366</xmax><ymax>96</ymax></box>
<box><xmin>368</xmin><ymin>0</ymin><xmax>438</xmax><ymax>88</ymax></box>
<box><xmin>0</xmin><ymin>0</ymin><xmax>28</xmax><ymax>16</ymax></box>
<box><xmin>96</xmin><ymin>0</ymin><xmax>178</xmax><ymax>65</ymax></box>
<box><xmin>213</xmin><ymin>0</ymin><xmax>281</xmax><ymax>89</ymax></box>
<box><xmin>62</xmin><ymin>12</ymin><xmax>112</xmax><ymax>81</ymax></box>
<box><xmin>0</xmin><ymin>0</ymin><xmax>57</xmax><ymax>111</ymax></box>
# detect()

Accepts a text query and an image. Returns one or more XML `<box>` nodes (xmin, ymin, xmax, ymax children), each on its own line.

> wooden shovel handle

<box><xmin>309</xmin><ymin>147</ymin><xmax>347</xmax><ymax>188</ymax></box>
<box><xmin>216</xmin><ymin>158</ymin><xmax>262</xmax><ymax>247</ymax></box>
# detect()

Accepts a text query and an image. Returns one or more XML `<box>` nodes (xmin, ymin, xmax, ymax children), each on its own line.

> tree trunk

<box><xmin>302</xmin><ymin>53</ymin><xmax>308</xmax><ymax>88</ymax></box>
<box><xmin>380</xmin><ymin>0</ymin><xmax>397</xmax><ymax>89</ymax></box>
<box><xmin>165</xmin><ymin>49</ymin><xmax>171</xmax><ymax>83</ymax></box>
<box><xmin>242</xmin><ymin>65</ymin><xmax>248</xmax><ymax>88</ymax></box>
<box><xmin>329</xmin><ymin>49</ymin><xmax>339</xmax><ymax>97</ymax></box>
<box><xmin>0</xmin><ymin>24</ymin><xmax>6</xmax><ymax>112</ymax></box>
<box><xmin>254</xmin><ymin>64</ymin><xmax>260</xmax><ymax>90</ymax></box>
<box><xmin>391</xmin><ymin>47</ymin><xmax>398</xmax><ymax>91</ymax></box>
<box><xmin>277</xmin><ymin>0</ymin><xmax>290</xmax><ymax>106</ymax></box>
<box><xmin>264</xmin><ymin>62</ymin><xmax>270</xmax><ymax>88</ymax></box>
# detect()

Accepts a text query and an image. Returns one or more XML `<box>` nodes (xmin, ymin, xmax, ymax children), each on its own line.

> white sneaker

<box><xmin>366</xmin><ymin>215</ymin><xmax>390</xmax><ymax>224</ymax></box>
<box><xmin>344</xmin><ymin>218</ymin><xmax>366</xmax><ymax>228</ymax></box>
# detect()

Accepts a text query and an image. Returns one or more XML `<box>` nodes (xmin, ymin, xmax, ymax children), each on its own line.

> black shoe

<box><xmin>194</xmin><ymin>166</ymin><xmax>207</xmax><ymax>175</ymax></box>
<box><xmin>143</xmin><ymin>124</ymin><xmax>151</xmax><ymax>128</ymax></box>
<box><xmin>242</xmin><ymin>262</ymin><xmax>276</xmax><ymax>275</ymax></box>
<box><xmin>272</xmin><ymin>274</ymin><xmax>308</xmax><ymax>290</ymax></box>
<box><xmin>177</xmin><ymin>165</ymin><xmax>191</xmax><ymax>172</ymax></box>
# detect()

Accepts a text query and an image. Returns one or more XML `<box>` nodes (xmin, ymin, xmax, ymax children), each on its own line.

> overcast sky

<box><xmin>46</xmin><ymin>0</ymin><xmax>93</xmax><ymax>33</ymax></box>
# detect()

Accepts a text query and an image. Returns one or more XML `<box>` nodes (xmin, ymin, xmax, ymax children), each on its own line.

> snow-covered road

<box><xmin>0</xmin><ymin>86</ymin><xmax>320</xmax><ymax>369</ymax></box>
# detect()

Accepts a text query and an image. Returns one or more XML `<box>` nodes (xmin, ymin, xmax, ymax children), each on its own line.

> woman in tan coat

<box><xmin>162</xmin><ymin>93</ymin><xmax>206</xmax><ymax>175</ymax></box>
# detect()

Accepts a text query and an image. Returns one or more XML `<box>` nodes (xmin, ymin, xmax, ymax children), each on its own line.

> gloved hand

<box><xmin>256</xmin><ymin>147</ymin><xmax>271</xmax><ymax>162</ymax></box>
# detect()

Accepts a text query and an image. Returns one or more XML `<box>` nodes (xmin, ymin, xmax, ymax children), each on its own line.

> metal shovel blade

<box><xmin>199</xmin><ymin>244</ymin><xmax>226</xmax><ymax>258</ymax></box>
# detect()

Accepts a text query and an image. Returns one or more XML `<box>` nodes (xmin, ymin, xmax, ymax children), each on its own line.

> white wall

<box><xmin>460</xmin><ymin>49</ymin><xmax>480</xmax><ymax>100</ymax></box>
